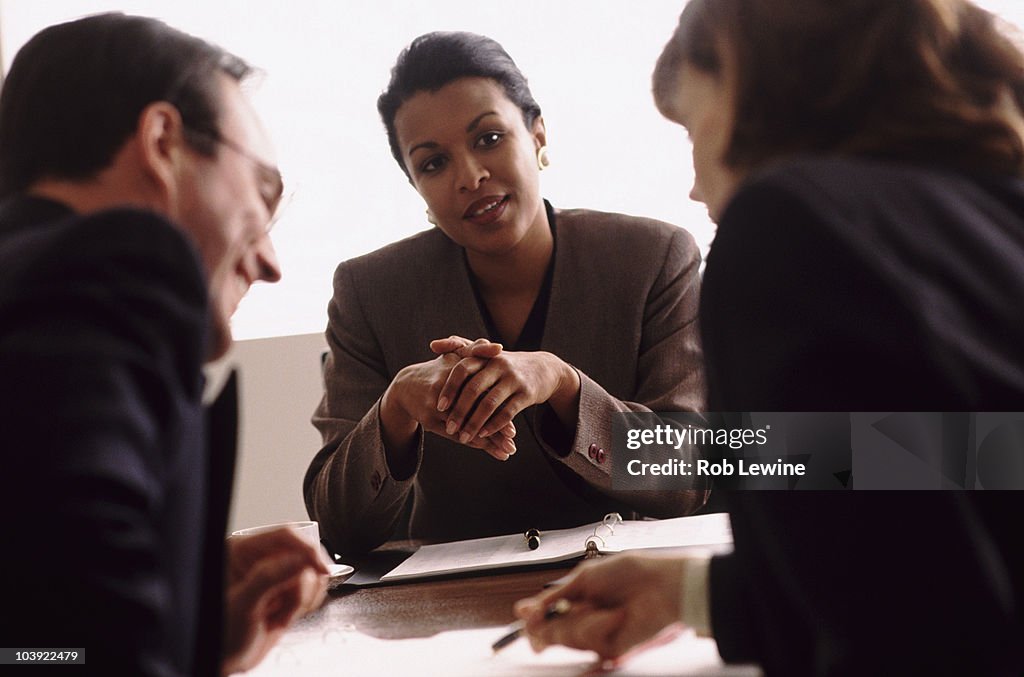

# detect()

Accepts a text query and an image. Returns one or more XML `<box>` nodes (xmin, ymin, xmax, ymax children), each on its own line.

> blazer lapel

<box><xmin>194</xmin><ymin>368</ymin><xmax>238</xmax><ymax>676</ymax></box>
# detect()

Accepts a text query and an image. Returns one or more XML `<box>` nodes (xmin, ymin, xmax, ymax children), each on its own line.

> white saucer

<box><xmin>329</xmin><ymin>563</ymin><xmax>354</xmax><ymax>578</ymax></box>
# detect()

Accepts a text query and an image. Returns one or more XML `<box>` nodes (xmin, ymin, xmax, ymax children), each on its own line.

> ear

<box><xmin>136</xmin><ymin>101</ymin><xmax>189</xmax><ymax>215</ymax></box>
<box><xmin>531</xmin><ymin>115</ymin><xmax>547</xmax><ymax>150</ymax></box>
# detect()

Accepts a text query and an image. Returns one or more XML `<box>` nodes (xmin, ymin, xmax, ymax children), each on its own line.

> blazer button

<box><xmin>588</xmin><ymin>443</ymin><xmax>599</xmax><ymax>459</ymax></box>
<box><xmin>596</xmin><ymin>448</ymin><xmax>607</xmax><ymax>464</ymax></box>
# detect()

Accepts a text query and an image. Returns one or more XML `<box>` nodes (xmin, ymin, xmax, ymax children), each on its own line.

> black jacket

<box><xmin>0</xmin><ymin>196</ymin><xmax>235</xmax><ymax>676</ymax></box>
<box><xmin>700</xmin><ymin>157</ymin><xmax>1024</xmax><ymax>675</ymax></box>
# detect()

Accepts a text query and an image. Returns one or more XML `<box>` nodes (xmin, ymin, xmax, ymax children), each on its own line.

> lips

<box><xmin>463</xmin><ymin>195</ymin><xmax>509</xmax><ymax>225</ymax></box>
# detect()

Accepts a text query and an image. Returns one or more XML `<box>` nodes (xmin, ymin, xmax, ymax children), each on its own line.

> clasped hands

<box><xmin>381</xmin><ymin>335</ymin><xmax>580</xmax><ymax>461</ymax></box>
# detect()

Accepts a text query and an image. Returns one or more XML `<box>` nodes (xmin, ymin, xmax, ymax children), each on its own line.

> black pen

<box><xmin>491</xmin><ymin>598</ymin><xmax>571</xmax><ymax>653</ymax></box>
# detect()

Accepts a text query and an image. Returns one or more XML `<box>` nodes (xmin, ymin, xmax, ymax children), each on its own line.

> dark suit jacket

<box><xmin>0</xmin><ymin>197</ymin><xmax>234</xmax><ymax>677</ymax></box>
<box><xmin>306</xmin><ymin>206</ymin><xmax>707</xmax><ymax>556</ymax></box>
<box><xmin>700</xmin><ymin>158</ymin><xmax>1024</xmax><ymax>675</ymax></box>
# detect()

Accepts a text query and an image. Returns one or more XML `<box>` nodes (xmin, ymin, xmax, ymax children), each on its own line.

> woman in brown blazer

<box><xmin>305</xmin><ymin>32</ymin><xmax>707</xmax><ymax>557</ymax></box>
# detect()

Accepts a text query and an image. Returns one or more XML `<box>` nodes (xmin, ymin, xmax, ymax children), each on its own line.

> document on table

<box><xmin>381</xmin><ymin>512</ymin><xmax>733</xmax><ymax>582</ymax></box>
<box><xmin>241</xmin><ymin>624</ymin><xmax>761</xmax><ymax>677</ymax></box>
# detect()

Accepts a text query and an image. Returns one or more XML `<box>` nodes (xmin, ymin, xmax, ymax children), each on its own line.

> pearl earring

<box><xmin>537</xmin><ymin>146</ymin><xmax>550</xmax><ymax>170</ymax></box>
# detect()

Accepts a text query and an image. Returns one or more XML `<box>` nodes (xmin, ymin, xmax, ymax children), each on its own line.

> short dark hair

<box><xmin>653</xmin><ymin>0</ymin><xmax>1024</xmax><ymax>176</ymax></box>
<box><xmin>377</xmin><ymin>31</ymin><xmax>542</xmax><ymax>177</ymax></box>
<box><xmin>0</xmin><ymin>12</ymin><xmax>252</xmax><ymax>198</ymax></box>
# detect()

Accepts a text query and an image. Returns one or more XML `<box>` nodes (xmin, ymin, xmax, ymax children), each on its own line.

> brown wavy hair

<box><xmin>653</xmin><ymin>0</ymin><xmax>1024</xmax><ymax>176</ymax></box>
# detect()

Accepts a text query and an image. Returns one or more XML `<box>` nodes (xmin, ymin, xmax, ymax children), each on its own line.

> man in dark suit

<box><xmin>0</xmin><ymin>14</ymin><xmax>327</xmax><ymax>676</ymax></box>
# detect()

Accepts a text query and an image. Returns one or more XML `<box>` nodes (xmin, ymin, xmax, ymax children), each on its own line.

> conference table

<box><xmin>241</xmin><ymin>544</ymin><xmax>763</xmax><ymax>677</ymax></box>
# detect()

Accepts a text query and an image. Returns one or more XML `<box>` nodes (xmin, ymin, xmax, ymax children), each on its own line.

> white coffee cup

<box><xmin>230</xmin><ymin>520</ymin><xmax>320</xmax><ymax>549</ymax></box>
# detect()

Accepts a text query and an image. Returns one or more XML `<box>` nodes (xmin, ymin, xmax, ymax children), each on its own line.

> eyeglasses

<box><xmin>184</xmin><ymin>126</ymin><xmax>285</xmax><ymax>226</ymax></box>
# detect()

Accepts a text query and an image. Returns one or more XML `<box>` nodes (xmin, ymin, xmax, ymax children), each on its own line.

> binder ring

<box><xmin>585</xmin><ymin>512</ymin><xmax>623</xmax><ymax>553</ymax></box>
<box><xmin>602</xmin><ymin>512</ymin><xmax>623</xmax><ymax>528</ymax></box>
<box><xmin>594</xmin><ymin>512</ymin><xmax>622</xmax><ymax>540</ymax></box>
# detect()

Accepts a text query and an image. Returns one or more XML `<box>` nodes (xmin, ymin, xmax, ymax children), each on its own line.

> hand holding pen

<box><xmin>511</xmin><ymin>553</ymin><xmax>688</xmax><ymax>658</ymax></box>
<box><xmin>492</xmin><ymin>598</ymin><xmax>571</xmax><ymax>652</ymax></box>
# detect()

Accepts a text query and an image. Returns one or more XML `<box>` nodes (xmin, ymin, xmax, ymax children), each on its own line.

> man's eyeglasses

<box><xmin>184</xmin><ymin>126</ymin><xmax>284</xmax><ymax>226</ymax></box>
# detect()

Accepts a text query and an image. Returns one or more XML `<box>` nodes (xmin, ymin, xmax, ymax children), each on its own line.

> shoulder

<box><xmin>708</xmin><ymin>159</ymin><xmax>894</xmax><ymax>284</ymax></box>
<box><xmin>723</xmin><ymin>157</ymin><xmax>877</xmax><ymax>224</ymax></box>
<box><xmin>72</xmin><ymin>208</ymin><xmax>205</xmax><ymax>288</ymax></box>
<box><xmin>0</xmin><ymin>206</ymin><xmax>208</xmax><ymax>395</ymax></box>
<box><xmin>554</xmin><ymin>206</ymin><xmax>698</xmax><ymax>260</ymax></box>
<box><xmin>721</xmin><ymin>156</ymin><xmax>1024</xmax><ymax>262</ymax></box>
<box><xmin>718</xmin><ymin>158</ymin><xmax>907</xmax><ymax>256</ymax></box>
<box><xmin>1</xmin><ymin>205</ymin><xmax>206</xmax><ymax>304</ymax></box>
<box><xmin>725</xmin><ymin>155</ymin><xmax>1015</xmax><ymax>227</ymax></box>
<box><xmin>739</xmin><ymin>155</ymin><xmax>922</xmax><ymax>191</ymax></box>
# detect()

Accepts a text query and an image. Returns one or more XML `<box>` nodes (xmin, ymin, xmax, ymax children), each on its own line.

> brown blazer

<box><xmin>305</xmin><ymin>206</ymin><xmax>707</xmax><ymax>556</ymax></box>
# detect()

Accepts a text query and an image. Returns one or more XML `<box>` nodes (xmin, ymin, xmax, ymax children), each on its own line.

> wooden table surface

<box><xmin>303</xmin><ymin>566</ymin><xmax>569</xmax><ymax>640</ymax></box>
<box><xmin>248</xmin><ymin>554</ymin><xmax>761</xmax><ymax>676</ymax></box>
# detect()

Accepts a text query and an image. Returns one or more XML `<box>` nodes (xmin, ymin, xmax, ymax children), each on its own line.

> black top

<box><xmin>465</xmin><ymin>199</ymin><xmax>557</xmax><ymax>350</ymax></box>
<box><xmin>700</xmin><ymin>157</ymin><xmax>1024</xmax><ymax>676</ymax></box>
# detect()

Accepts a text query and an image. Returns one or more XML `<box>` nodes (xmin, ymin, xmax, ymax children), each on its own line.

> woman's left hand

<box><xmin>430</xmin><ymin>335</ymin><xmax>581</xmax><ymax>443</ymax></box>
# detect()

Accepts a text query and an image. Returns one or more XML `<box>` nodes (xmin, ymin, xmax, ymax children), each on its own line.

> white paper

<box><xmin>242</xmin><ymin>624</ymin><xmax>761</xmax><ymax>677</ymax></box>
<box><xmin>382</xmin><ymin>513</ymin><xmax>733</xmax><ymax>582</ymax></box>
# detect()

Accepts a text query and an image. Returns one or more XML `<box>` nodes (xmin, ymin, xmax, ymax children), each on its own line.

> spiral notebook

<box><xmin>379</xmin><ymin>512</ymin><xmax>732</xmax><ymax>582</ymax></box>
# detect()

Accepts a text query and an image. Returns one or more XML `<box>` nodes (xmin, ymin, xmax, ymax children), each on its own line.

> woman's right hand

<box><xmin>380</xmin><ymin>349</ymin><xmax>517</xmax><ymax>466</ymax></box>
<box><xmin>514</xmin><ymin>552</ymin><xmax>687</xmax><ymax>659</ymax></box>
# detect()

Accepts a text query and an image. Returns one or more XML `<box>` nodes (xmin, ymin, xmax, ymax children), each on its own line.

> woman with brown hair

<box><xmin>517</xmin><ymin>1</ymin><xmax>1024</xmax><ymax>674</ymax></box>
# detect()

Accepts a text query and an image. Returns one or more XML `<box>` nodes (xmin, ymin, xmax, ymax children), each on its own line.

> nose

<box><xmin>689</xmin><ymin>180</ymin><xmax>704</xmax><ymax>204</ymax></box>
<box><xmin>254</xmin><ymin>233</ymin><xmax>282</xmax><ymax>283</ymax></box>
<box><xmin>456</xmin><ymin>154</ymin><xmax>489</xmax><ymax>193</ymax></box>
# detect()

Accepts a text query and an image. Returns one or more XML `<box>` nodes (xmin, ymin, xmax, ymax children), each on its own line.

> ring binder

<box><xmin>378</xmin><ymin>512</ymin><xmax>732</xmax><ymax>582</ymax></box>
<box><xmin>584</xmin><ymin>512</ymin><xmax>623</xmax><ymax>558</ymax></box>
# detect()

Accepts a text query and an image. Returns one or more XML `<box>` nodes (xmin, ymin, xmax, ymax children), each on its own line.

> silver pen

<box><xmin>491</xmin><ymin>598</ymin><xmax>571</xmax><ymax>652</ymax></box>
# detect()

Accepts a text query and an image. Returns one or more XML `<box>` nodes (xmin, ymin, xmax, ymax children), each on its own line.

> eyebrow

<box><xmin>465</xmin><ymin>111</ymin><xmax>497</xmax><ymax>133</ymax></box>
<box><xmin>406</xmin><ymin>111</ymin><xmax>500</xmax><ymax>158</ymax></box>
